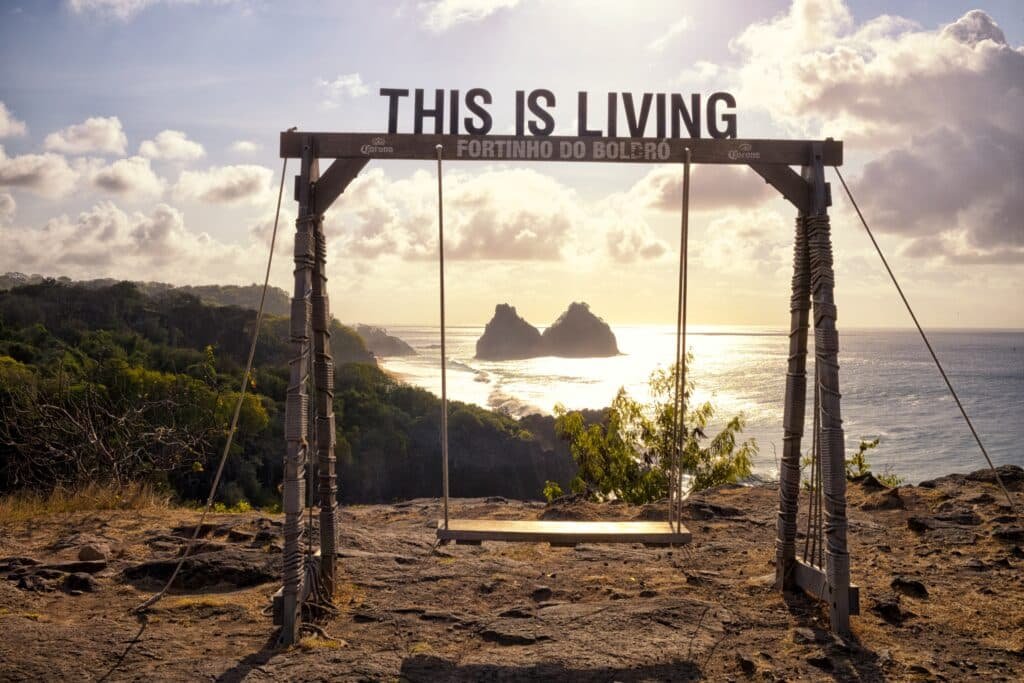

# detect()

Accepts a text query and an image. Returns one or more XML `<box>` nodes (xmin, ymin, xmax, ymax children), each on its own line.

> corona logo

<box><xmin>728</xmin><ymin>142</ymin><xmax>760</xmax><ymax>161</ymax></box>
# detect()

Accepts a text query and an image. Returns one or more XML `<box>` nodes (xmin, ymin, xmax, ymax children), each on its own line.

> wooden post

<box><xmin>311</xmin><ymin>210</ymin><xmax>338</xmax><ymax>596</ymax></box>
<box><xmin>775</xmin><ymin>216</ymin><xmax>811</xmax><ymax>588</ymax></box>
<box><xmin>280</xmin><ymin>137</ymin><xmax>318</xmax><ymax>645</ymax></box>
<box><xmin>806</xmin><ymin>144</ymin><xmax>851</xmax><ymax>635</ymax></box>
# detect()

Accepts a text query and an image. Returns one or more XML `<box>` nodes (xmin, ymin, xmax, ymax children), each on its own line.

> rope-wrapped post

<box><xmin>311</xmin><ymin>214</ymin><xmax>338</xmax><ymax>597</ymax></box>
<box><xmin>808</xmin><ymin>208</ymin><xmax>850</xmax><ymax>635</ymax></box>
<box><xmin>280</xmin><ymin>140</ymin><xmax>317</xmax><ymax>645</ymax></box>
<box><xmin>775</xmin><ymin>214</ymin><xmax>811</xmax><ymax>589</ymax></box>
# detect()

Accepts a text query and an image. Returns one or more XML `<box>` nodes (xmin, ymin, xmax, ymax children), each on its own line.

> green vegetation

<box><xmin>0</xmin><ymin>279</ymin><xmax>573</xmax><ymax>508</ymax></box>
<box><xmin>801</xmin><ymin>437</ymin><xmax>903</xmax><ymax>489</ymax></box>
<box><xmin>551</xmin><ymin>357</ymin><xmax>755</xmax><ymax>503</ymax></box>
<box><xmin>846</xmin><ymin>437</ymin><xmax>903</xmax><ymax>487</ymax></box>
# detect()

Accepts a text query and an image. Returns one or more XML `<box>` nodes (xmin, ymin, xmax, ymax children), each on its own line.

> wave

<box><xmin>487</xmin><ymin>386</ymin><xmax>544</xmax><ymax>418</ymax></box>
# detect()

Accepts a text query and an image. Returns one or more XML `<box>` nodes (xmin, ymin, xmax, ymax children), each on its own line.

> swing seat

<box><xmin>436</xmin><ymin>518</ymin><xmax>691</xmax><ymax>546</ymax></box>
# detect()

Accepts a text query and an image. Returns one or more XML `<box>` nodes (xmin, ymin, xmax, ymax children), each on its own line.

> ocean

<box><xmin>376</xmin><ymin>325</ymin><xmax>1023</xmax><ymax>485</ymax></box>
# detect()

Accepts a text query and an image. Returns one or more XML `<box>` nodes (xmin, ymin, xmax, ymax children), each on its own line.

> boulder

<box><xmin>77</xmin><ymin>543</ymin><xmax>110</xmax><ymax>562</ymax></box>
<box><xmin>122</xmin><ymin>548</ymin><xmax>277</xmax><ymax>589</ymax></box>
<box><xmin>475</xmin><ymin>304</ymin><xmax>543</xmax><ymax>360</ymax></box>
<box><xmin>354</xmin><ymin>324</ymin><xmax>416</xmax><ymax>357</ymax></box>
<box><xmin>64</xmin><ymin>572</ymin><xmax>99</xmax><ymax>593</ymax></box>
<box><xmin>540</xmin><ymin>302</ymin><xmax>619</xmax><ymax>358</ymax></box>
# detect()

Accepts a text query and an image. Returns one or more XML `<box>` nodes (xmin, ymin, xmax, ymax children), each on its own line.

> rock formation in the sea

<box><xmin>475</xmin><ymin>302</ymin><xmax>619</xmax><ymax>359</ymax></box>
<box><xmin>354</xmin><ymin>324</ymin><xmax>416</xmax><ymax>357</ymax></box>
<box><xmin>541</xmin><ymin>302</ymin><xmax>619</xmax><ymax>357</ymax></box>
<box><xmin>475</xmin><ymin>304</ymin><xmax>543</xmax><ymax>360</ymax></box>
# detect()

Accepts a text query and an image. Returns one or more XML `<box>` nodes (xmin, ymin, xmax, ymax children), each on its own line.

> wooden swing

<box><xmin>433</xmin><ymin>145</ymin><xmax>693</xmax><ymax>547</ymax></box>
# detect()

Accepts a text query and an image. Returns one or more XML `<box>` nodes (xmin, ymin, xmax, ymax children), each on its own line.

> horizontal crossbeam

<box><xmin>281</xmin><ymin>131</ymin><xmax>842</xmax><ymax>166</ymax></box>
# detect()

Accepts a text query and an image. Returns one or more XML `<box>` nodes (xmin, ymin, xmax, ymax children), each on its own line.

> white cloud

<box><xmin>0</xmin><ymin>145</ymin><xmax>78</xmax><ymax>198</ymax></box>
<box><xmin>626</xmin><ymin>164</ymin><xmax>775</xmax><ymax>212</ymax></box>
<box><xmin>676</xmin><ymin>60</ymin><xmax>721</xmax><ymax>86</ymax></box>
<box><xmin>0</xmin><ymin>102</ymin><xmax>27</xmax><ymax>138</ymax></box>
<box><xmin>421</xmin><ymin>0</ymin><xmax>520</xmax><ymax>32</ymax></box>
<box><xmin>66</xmin><ymin>0</ymin><xmax>235</xmax><ymax>21</ymax></box>
<box><xmin>330</xmin><ymin>166</ymin><xmax>667</xmax><ymax>264</ymax></box>
<box><xmin>317</xmin><ymin>73</ymin><xmax>370</xmax><ymax>108</ymax></box>
<box><xmin>67</xmin><ymin>0</ymin><xmax>159</xmax><ymax>19</ymax></box>
<box><xmin>231</xmin><ymin>140</ymin><xmax>261</xmax><ymax>153</ymax></box>
<box><xmin>695</xmin><ymin>207</ymin><xmax>792</xmax><ymax>275</ymax></box>
<box><xmin>0</xmin><ymin>200</ymin><xmax>258</xmax><ymax>283</ymax></box>
<box><xmin>174</xmin><ymin>164</ymin><xmax>273</xmax><ymax>204</ymax></box>
<box><xmin>649</xmin><ymin>17</ymin><xmax>691</xmax><ymax>52</ymax></box>
<box><xmin>44</xmin><ymin>116</ymin><xmax>127</xmax><ymax>155</ymax></box>
<box><xmin>138</xmin><ymin>129</ymin><xmax>205</xmax><ymax>161</ymax></box>
<box><xmin>0</xmin><ymin>192</ymin><xmax>14</xmax><ymax>224</ymax></box>
<box><xmin>90</xmin><ymin>156</ymin><xmax>166</xmax><ymax>197</ymax></box>
<box><xmin>728</xmin><ymin>2</ymin><xmax>1024</xmax><ymax>263</ymax></box>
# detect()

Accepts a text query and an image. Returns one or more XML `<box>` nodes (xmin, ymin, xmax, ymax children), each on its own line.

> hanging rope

<box><xmin>803</xmin><ymin>358</ymin><xmax>824</xmax><ymax>567</ymax></box>
<box><xmin>436</xmin><ymin>144</ymin><xmax>451</xmax><ymax>530</ymax></box>
<box><xmin>132</xmin><ymin>154</ymin><xmax>290</xmax><ymax>613</ymax></box>
<box><xmin>833</xmin><ymin>168</ymin><xmax>1017</xmax><ymax>512</ymax></box>
<box><xmin>670</xmin><ymin>148</ymin><xmax>692</xmax><ymax>533</ymax></box>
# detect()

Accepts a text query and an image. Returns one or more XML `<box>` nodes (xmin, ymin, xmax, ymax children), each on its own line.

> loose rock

<box><xmin>891</xmin><ymin>576</ymin><xmax>929</xmax><ymax>599</ymax></box>
<box><xmin>77</xmin><ymin>544</ymin><xmax>110</xmax><ymax>562</ymax></box>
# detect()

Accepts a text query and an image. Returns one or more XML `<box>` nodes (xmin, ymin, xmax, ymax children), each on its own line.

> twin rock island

<box><xmin>476</xmin><ymin>302</ymin><xmax>620</xmax><ymax>360</ymax></box>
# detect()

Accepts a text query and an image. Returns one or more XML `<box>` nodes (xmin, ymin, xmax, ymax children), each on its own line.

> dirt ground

<box><xmin>1</xmin><ymin>467</ymin><xmax>1022</xmax><ymax>682</ymax></box>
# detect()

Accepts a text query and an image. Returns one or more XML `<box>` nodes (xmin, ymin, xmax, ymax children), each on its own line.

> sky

<box><xmin>0</xmin><ymin>0</ymin><xmax>1021</xmax><ymax>327</ymax></box>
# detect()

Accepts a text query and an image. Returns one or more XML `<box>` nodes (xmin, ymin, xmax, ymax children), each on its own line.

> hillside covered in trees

<box><xmin>0</xmin><ymin>280</ymin><xmax>575</xmax><ymax>506</ymax></box>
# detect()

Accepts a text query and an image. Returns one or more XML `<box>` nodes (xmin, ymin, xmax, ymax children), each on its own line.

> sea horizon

<box><xmin>374</xmin><ymin>324</ymin><xmax>1024</xmax><ymax>487</ymax></box>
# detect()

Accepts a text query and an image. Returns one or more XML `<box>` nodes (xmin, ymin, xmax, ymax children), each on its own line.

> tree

<box><xmin>553</xmin><ymin>356</ymin><xmax>755</xmax><ymax>503</ymax></box>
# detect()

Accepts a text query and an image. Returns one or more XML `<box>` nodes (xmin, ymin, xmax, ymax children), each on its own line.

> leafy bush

<box><xmin>845</xmin><ymin>437</ymin><xmax>903</xmax><ymax>487</ymax></box>
<box><xmin>542</xmin><ymin>480</ymin><xmax>564</xmax><ymax>502</ymax></box>
<box><xmin>552</xmin><ymin>356</ymin><xmax>755</xmax><ymax>503</ymax></box>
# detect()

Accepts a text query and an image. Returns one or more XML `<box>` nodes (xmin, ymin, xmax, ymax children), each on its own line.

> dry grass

<box><xmin>0</xmin><ymin>482</ymin><xmax>171</xmax><ymax>523</ymax></box>
<box><xmin>297</xmin><ymin>635</ymin><xmax>346</xmax><ymax>651</ymax></box>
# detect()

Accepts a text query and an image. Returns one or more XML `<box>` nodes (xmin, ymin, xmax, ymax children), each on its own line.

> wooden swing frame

<box><xmin>276</xmin><ymin>130</ymin><xmax>854</xmax><ymax>644</ymax></box>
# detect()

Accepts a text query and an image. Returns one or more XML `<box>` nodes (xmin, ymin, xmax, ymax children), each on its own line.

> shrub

<box><xmin>551</xmin><ymin>355</ymin><xmax>755</xmax><ymax>503</ymax></box>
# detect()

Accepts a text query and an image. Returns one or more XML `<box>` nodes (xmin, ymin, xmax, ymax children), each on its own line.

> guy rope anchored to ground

<box><xmin>131</xmin><ymin>131</ymin><xmax>296</xmax><ymax>615</ymax></box>
<box><xmin>833</xmin><ymin>167</ymin><xmax>1018</xmax><ymax>513</ymax></box>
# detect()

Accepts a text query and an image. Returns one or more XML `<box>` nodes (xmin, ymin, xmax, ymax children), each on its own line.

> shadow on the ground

<box><xmin>783</xmin><ymin>588</ymin><xmax>887</xmax><ymax>682</ymax></box>
<box><xmin>399</xmin><ymin>654</ymin><xmax>703</xmax><ymax>682</ymax></box>
<box><xmin>216</xmin><ymin>630</ymin><xmax>281</xmax><ymax>683</ymax></box>
<box><xmin>96</xmin><ymin>615</ymin><xmax>148</xmax><ymax>683</ymax></box>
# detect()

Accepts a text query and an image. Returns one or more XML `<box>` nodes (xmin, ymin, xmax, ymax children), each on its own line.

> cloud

<box><xmin>231</xmin><ymin>140</ymin><xmax>261</xmax><ymax>153</ymax></box>
<box><xmin>317</xmin><ymin>73</ymin><xmax>369</xmax><ymax>108</ymax></box>
<box><xmin>138</xmin><ymin>129</ymin><xmax>205</xmax><ymax>161</ymax></box>
<box><xmin>90</xmin><ymin>156</ymin><xmax>166</xmax><ymax>197</ymax></box>
<box><xmin>421</xmin><ymin>0</ymin><xmax>520</xmax><ymax>32</ymax></box>
<box><xmin>173</xmin><ymin>164</ymin><xmax>273</xmax><ymax>204</ymax></box>
<box><xmin>0</xmin><ymin>145</ymin><xmax>78</xmax><ymax>198</ymax></box>
<box><xmin>67</xmin><ymin>0</ymin><xmax>161</xmax><ymax>19</ymax></box>
<box><xmin>649</xmin><ymin>18</ymin><xmax>690</xmax><ymax>52</ymax></box>
<box><xmin>626</xmin><ymin>164</ymin><xmax>776</xmax><ymax>212</ymax></box>
<box><xmin>66</xmin><ymin>0</ymin><xmax>234</xmax><ymax>21</ymax></box>
<box><xmin>728</xmin><ymin>2</ymin><xmax>1024</xmax><ymax>263</ymax></box>
<box><xmin>694</xmin><ymin>207</ymin><xmax>792</xmax><ymax>276</ymax></box>
<box><xmin>0</xmin><ymin>200</ymin><xmax>259</xmax><ymax>282</ymax></box>
<box><xmin>0</xmin><ymin>102</ymin><xmax>27</xmax><ymax>138</ymax></box>
<box><xmin>328</xmin><ymin>166</ymin><xmax>667</xmax><ymax>264</ymax></box>
<box><xmin>44</xmin><ymin>116</ymin><xmax>127</xmax><ymax>155</ymax></box>
<box><xmin>0</xmin><ymin>192</ymin><xmax>14</xmax><ymax>224</ymax></box>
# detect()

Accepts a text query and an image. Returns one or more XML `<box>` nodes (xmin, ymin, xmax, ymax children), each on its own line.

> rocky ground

<box><xmin>1</xmin><ymin>466</ymin><xmax>1022</xmax><ymax>682</ymax></box>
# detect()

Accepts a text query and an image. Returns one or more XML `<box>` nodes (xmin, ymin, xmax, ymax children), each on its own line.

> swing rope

<box><xmin>833</xmin><ymin>167</ymin><xmax>1016</xmax><ymax>513</ymax></box>
<box><xmin>437</xmin><ymin>144</ymin><xmax>451</xmax><ymax>530</ymax></box>
<box><xmin>670</xmin><ymin>148</ymin><xmax>692</xmax><ymax>533</ymax></box>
